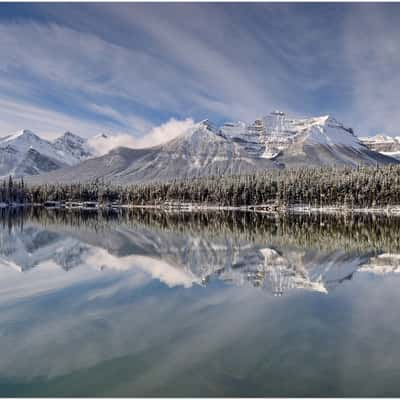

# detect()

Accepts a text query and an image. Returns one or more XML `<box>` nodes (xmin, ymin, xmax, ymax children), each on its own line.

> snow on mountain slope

<box><xmin>0</xmin><ymin>131</ymin><xmax>67</xmax><ymax>178</ymax></box>
<box><xmin>221</xmin><ymin>113</ymin><xmax>398</xmax><ymax>168</ymax></box>
<box><xmin>14</xmin><ymin>148</ymin><xmax>66</xmax><ymax>177</ymax></box>
<box><xmin>28</xmin><ymin>121</ymin><xmax>280</xmax><ymax>184</ymax></box>
<box><xmin>53</xmin><ymin>131</ymin><xmax>94</xmax><ymax>165</ymax></box>
<box><xmin>15</xmin><ymin>111</ymin><xmax>400</xmax><ymax>184</ymax></box>
<box><xmin>147</xmin><ymin>114</ymin><xmax>397</xmax><ymax>173</ymax></box>
<box><xmin>359</xmin><ymin>134</ymin><xmax>400</xmax><ymax>160</ymax></box>
<box><xmin>0</xmin><ymin>129</ymin><xmax>96</xmax><ymax>178</ymax></box>
<box><xmin>293</xmin><ymin>116</ymin><xmax>360</xmax><ymax>147</ymax></box>
<box><xmin>219</xmin><ymin>112</ymin><xmax>395</xmax><ymax>166</ymax></box>
<box><xmin>360</xmin><ymin>134</ymin><xmax>397</xmax><ymax>144</ymax></box>
<box><xmin>28</xmin><ymin>113</ymin><xmax>399</xmax><ymax>185</ymax></box>
<box><xmin>262</xmin><ymin>113</ymin><xmax>397</xmax><ymax>167</ymax></box>
<box><xmin>0</xmin><ymin>130</ymin><xmax>59</xmax><ymax>161</ymax></box>
<box><xmin>259</xmin><ymin>113</ymin><xmax>362</xmax><ymax>153</ymax></box>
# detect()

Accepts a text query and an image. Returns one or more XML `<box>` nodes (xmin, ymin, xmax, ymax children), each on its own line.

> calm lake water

<box><xmin>1</xmin><ymin>208</ymin><xmax>400</xmax><ymax>397</ymax></box>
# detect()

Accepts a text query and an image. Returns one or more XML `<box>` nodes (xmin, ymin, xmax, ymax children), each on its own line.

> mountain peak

<box><xmin>56</xmin><ymin>131</ymin><xmax>85</xmax><ymax>145</ymax></box>
<box><xmin>322</xmin><ymin>115</ymin><xmax>354</xmax><ymax>134</ymax></box>
<box><xmin>10</xmin><ymin>129</ymin><xmax>40</xmax><ymax>141</ymax></box>
<box><xmin>19</xmin><ymin>129</ymin><xmax>36</xmax><ymax>136</ymax></box>
<box><xmin>169</xmin><ymin>119</ymin><xmax>220</xmax><ymax>145</ymax></box>
<box><xmin>62</xmin><ymin>131</ymin><xmax>80</xmax><ymax>138</ymax></box>
<box><xmin>52</xmin><ymin>131</ymin><xmax>93</xmax><ymax>165</ymax></box>
<box><xmin>296</xmin><ymin>115</ymin><xmax>359</xmax><ymax>148</ymax></box>
<box><xmin>198</xmin><ymin>119</ymin><xmax>217</xmax><ymax>133</ymax></box>
<box><xmin>0</xmin><ymin>129</ymin><xmax>46</xmax><ymax>147</ymax></box>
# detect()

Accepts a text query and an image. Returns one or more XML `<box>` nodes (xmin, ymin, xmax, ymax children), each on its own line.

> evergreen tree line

<box><xmin>0</xmin><ymin>176</ymin><xmax>26</xmax><ymax>203</ymax></box>
<box><xmin>4</xmin><ymin>164</ymin><xmax>400</xmax><ymax>208</ymax></box>
<box><xmin>3</xmin><ymin>207</ymin><xmax>400</xmax><ymax>254</ymax></box>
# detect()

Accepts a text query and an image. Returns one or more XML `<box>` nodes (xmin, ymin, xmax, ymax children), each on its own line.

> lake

<box><xmin>1</xmin><ymin>208</ymin><xmax>400</xmax><ymax>396</ymax></box>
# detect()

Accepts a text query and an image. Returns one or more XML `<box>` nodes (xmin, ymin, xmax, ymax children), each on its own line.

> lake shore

<box><xmin>127</xmin><ymin>203</ymin><xmax>400</xmax><ymax>215</ymax></box>
<box><xmin>3</xmin><ymin>201</ymin><xmax>400</xmax><ymax>215</ymax></box>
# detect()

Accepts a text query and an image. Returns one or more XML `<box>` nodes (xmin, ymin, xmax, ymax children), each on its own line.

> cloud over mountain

<box><xmin>87</xmin><ymin>118</ymin><xmax>195</xmax><ymax>155</ymax></box>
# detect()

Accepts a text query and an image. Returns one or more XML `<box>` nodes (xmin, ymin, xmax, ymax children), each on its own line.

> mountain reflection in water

<box><xmin>1</xmin><ymin>208</ymin><xmax>400</xmax><ymax>396</ymax></box>
<box><xmin>1</xmin><ymin>208</ymin><xmax>399</xmax><ymax>295</ymax></box>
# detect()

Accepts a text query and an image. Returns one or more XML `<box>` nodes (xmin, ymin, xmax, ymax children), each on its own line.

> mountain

<box><xmin>28</xmin><ymin>121</ymin><xmax>280</xmax><ymax>184</ymax></box>
<box><xmin>53</xmin><ymin>131</ymin><xmax>93</xmax><ymax>164</ymax></box>
<box><xmin>223</xmin><ymin>114</ymin><xmax>396</xmax><ymax>166</ymax></box>
<box><xmin>28</xmin><ymin>113</ymin><xmax>399</xmax><ymax>185</ymax></box>
<box><xmin>0</xmin><ymin>130</ymin><xmax>67</xmax><ymax>178</ymax></box>
<box><xmin>271</xmin><ymin>115</ymin><xmax>396</xmax><ymax>167</ymax></box>
<box><xmin>0</xmin><ymin>129</ymin><xmax>95</xmax><ymax>178</ymax></box>
<box><xmin>360</xmin><ymin>135</ymin><xmax>400</xmax><ymax>160</ymax></box>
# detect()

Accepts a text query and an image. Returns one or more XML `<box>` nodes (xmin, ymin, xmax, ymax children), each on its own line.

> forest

<box><xmin>1</xmin><ymin>164</ymin><xmax>400</xmax><ymax>208</ymax></box>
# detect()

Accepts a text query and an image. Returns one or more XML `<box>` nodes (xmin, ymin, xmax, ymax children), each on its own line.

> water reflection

<box><xmin>1</xmin><ymin>209</ymin><xmax>400</xmax><ymax>396</ymax></box>
<box><xmin>1</xmin><ymin>208</ymin><xmax>400</xmax><ymax>296</ymax></box>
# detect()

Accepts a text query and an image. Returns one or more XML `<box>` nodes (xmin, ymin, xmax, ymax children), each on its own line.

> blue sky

<box><xmin>0</xmin><ymin>2</ymin><xmax>399</xmax><ymax>141</ymax></box>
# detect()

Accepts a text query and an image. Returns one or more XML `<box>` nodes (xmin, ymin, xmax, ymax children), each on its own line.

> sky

<box><xmin>0</xmin><ymin>2</ymin><xmax>400</xmax><ymax>143</ymax></box>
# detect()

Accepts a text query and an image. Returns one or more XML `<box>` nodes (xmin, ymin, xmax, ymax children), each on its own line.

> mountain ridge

<box><xmin>27</xmin><ymin>113</ymin><xmax>399</xmax><ymax>185</ymax></box>
<box><xmin>360</xmin><ymin>134</ymin><xmax>400</xmax><ymax>160</ymax></box>
<box><xmin>0</xmin><ymin>129</ymin><xmax>97</xmax><ymax>178</ymax></box>
<box><xmin>3</xmin><ymin>111</ymin><xmax>399</xmax><ymax>183</ymax></box>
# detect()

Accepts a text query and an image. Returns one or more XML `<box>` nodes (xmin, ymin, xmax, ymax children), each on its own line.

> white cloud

<box><xmin>87</xmin><ymin>118</ymin><xmax>195</xmax><ymax>155</ymax></box>
<box><xmin>140</xmin><ymin>118</ymin><xmax>196</xmax><ymax>147</ymax></box>
<box><xmin>87</xmin><ymin>133</ymin><xmax>138</xmax><ymax>155</ymax></box>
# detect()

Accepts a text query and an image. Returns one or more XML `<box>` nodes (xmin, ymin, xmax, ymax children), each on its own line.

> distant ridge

<box><xmin>360</xmin><ymin>134</ymin><xmax>400</xmax><ymax>160</ymax></box>
<box><xmin>0</xmin><ymin>129</ymin><xmax>95</xmax><ymax>178</ymax></box>
<box><xmin>27</xmin><ymin>112</ymin><xmax>398</xmax><ymax>185</ymax></box>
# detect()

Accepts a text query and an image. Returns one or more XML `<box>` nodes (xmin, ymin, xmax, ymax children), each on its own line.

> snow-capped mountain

<box><xmin>0</xmin><ymin>130</ymin><xmax>66</xmax><ymax>178</ymax></box>
<box><xmin>219</xmin><ymin>112</ymin><xmax>396</xmax><ymax>168</ymax></box>
<box><xmin>0</xmin><ymin>129</ymin><xmax>96</xmax><ymax>178</ymax></box>
<box><xmin>359</xmin><ymin>135</ymin><xmax>400</xmax><ymax>160</ymax></box>
<box><xmin>53</xmin><ymin>131</ymin><xmax>93</xmax><ymax>164</ymax></box>
<box><xmin>5</xmin><ymin>111</ymin><xmax>400</xmax><ymax>182</ymax></box>
<box><xmin>28</xmin><ymin>120</ymin><xmax>279</xmax><ymax>184</ymax></box>
<box><xmin>221</xmin><ymin>112</ymin><xmax>390</xmax><ymax>166</ymax></box>
<box><xmin>29</xmin><ymin>112</ymin><xmax>398</xmax><ymax>185</ymax></box>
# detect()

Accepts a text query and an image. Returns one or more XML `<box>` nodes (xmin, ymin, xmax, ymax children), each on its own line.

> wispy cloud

<box><xmin>0</xmin><ymin>97</ymin><xmax>127</xmax><ymax>140</ymax></box>
<box><xmin>0</xmin><ymin>3</ymin><xmax>399</xmax><ymax>138</ymax></box>
<box><xmin>86</xmin><ymin>103</ymin><xmax>153</xmax><ymax>134</ymax></box>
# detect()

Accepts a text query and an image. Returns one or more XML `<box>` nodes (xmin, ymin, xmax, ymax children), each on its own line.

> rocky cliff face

<box><xmin>359</xmin><ymin>135</ymin><xmax>400</xmax><ymax>160</ymax></box>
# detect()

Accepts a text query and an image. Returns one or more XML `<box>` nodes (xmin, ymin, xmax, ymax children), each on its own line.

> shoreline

<box><xmin>3</xmin><ymin>202</ymin><xmax>400</xmax><ymax>216</ymax></box>
<box><xmin>130</xmin><ymin>204</ymin><xmax>400</xmax><ymax>215</ymax></box>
